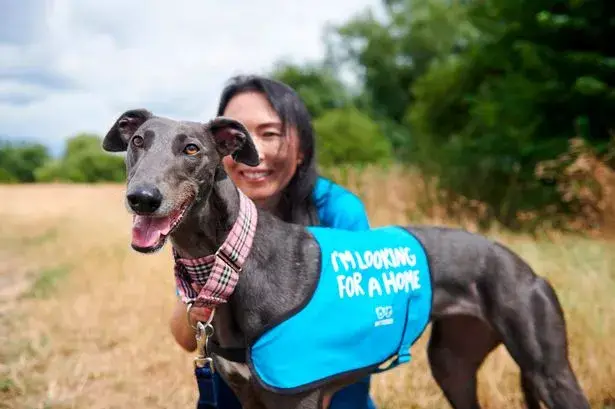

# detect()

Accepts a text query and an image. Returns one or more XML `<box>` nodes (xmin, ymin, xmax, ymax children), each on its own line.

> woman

<box><xmin>169</xmin><ymin>75</ymin><xmax>377</xmax><ymax>409</ymax></box>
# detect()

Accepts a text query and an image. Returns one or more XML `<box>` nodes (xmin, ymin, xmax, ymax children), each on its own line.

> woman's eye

<box><xmin>132</xmin><ymin>136</ymin><xmax>144</xmax><ymax>147</ymax></box>
<box><xmin>262</xmin><ymin>131</ymin><xmax>280</xmax><ymax>138</ymax></box>
<box><xmin>183</xmin><ymin>144</ymin><xmax>200</xmax><ymax>155</ymax></box>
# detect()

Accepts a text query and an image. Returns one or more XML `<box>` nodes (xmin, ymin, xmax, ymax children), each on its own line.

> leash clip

<box><xmin>193</xmin><ymin>321</ymin><xmax>219</xmax><ymax>409</ymax></box>
<box><xmin>194</xmin><ymin>320</ymin><xmax>215</xmax><ymax>371</ymax></box>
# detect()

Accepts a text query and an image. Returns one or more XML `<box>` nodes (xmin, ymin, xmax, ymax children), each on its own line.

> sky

<box><xmin>0</xmin><ymin>0</ymin><xmax>380</xmax><ymax>155</ymax></box>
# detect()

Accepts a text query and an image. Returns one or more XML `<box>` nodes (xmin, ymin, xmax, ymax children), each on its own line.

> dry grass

<box><xmin>0</xmin><ymin>174</ymin><xmax>614</xmax><ymax>409</ymax></box>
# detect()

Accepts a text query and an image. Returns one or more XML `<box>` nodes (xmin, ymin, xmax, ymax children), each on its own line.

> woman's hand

<box><xmin>188</xmin><ymin>304</ymin><xmax>215</xmax><ymax>324</ymax></box>
<box><xmin>169</xmin><ymin>299</ymin><xmax>213</xmax><ymax>352</ymax></box>
<box><xmin>185</xmin><ymin>284</ymin><xmax>215</xmax><ymax>324</ymax></box>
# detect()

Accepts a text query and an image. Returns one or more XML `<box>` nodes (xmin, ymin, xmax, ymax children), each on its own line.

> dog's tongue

<box><xmin>132</xmin><ymin>215</ymin><xmax>172</xmax><ymax>248</ymax></box>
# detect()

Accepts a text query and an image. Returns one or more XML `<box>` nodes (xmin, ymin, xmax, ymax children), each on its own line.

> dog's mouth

<box><xmin>131</xmin><ymin>197</ymin><xmax>193</xmax><ymax>253</ymax></box>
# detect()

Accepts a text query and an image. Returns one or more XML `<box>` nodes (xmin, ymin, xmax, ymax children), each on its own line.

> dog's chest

<box><xmin>246</xmin><ymin>226</ymin><xmax>433</xmax><ymax>393</ymax></box>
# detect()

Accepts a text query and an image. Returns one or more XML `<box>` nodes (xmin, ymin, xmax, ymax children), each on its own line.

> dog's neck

<box><xmin>170</xmin><ymin>173</ymin><xmax>256</xmax><ymax>352</ymax></box>
<box><xmin>170</xmin><ymin>175</ymin><xmax>240</xmax><ymax>258</ymax></box>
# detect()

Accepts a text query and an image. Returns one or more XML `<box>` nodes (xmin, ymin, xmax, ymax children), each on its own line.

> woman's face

<box><xmin>221</xmin><ymin>91</ymin><xmax>304</xmax><ymax>211</ymax></box>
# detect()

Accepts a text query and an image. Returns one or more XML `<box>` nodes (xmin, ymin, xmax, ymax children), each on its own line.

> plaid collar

<box><xmin>172</xmin><ymin>189</ymin><xmax>257</xmax><ymax>308</ymax></box>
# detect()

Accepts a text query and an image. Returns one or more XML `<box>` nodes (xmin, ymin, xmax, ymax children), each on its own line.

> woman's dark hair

<box><xmin>216</xmin><ymin>75</ymin><xmax>320</xmax><ymax>226</ymax></box>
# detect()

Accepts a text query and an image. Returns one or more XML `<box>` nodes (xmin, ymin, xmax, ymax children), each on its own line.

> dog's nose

<box><xmin>126</xmin><ymin>186</ymin><xmax>163</xmax><ymax>214</ymax></box>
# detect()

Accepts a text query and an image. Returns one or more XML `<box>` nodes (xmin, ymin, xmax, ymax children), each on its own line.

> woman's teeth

<box><xmin>242</xmin><ymin>171</ymin><xmax>270</xmax><ymax>180</ymax></box>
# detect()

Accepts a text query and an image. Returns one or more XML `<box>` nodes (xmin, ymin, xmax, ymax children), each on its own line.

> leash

<box><xmin>173</xmin><ymin>189</ymin><xmax>257</xmax><ymax>409</ymax></box>
<box><xmin>191</xmin><ymin>308</ymin><xmax>218</xmax><ymax>409</ymax></box>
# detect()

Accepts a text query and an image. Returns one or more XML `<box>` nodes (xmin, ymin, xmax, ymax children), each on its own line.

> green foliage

<box><xmin>318</xmin><ymin>0</ymin><xmax>479</xmax><ymax>164</ymax></box>
<box><xmin>271</xmin><ymin>61</ymin><xmax>351</xmax><ymax>119</ymax></box>
<box><xmin>327</xmin><ymin>0</ymin><xmax>476</xmax><ymax>124</ymax></box>
<box><xmin>0</xmin><ymin>168</ymin><xmax>18</xmax><ymax>183</ymax></box>
<box><xmin>35</xmin><ymin>133</ymin><xmax>125</xmax><ymax>183</ymax></box>
<box><xmin>271</xmin><ymin>61</ymin><xmax>396</xmax><ymax>167</ymax></box>
<box><xmin>405</xmin><ymin>0</ymin><xmax>615</xmax><ymax>229</ymax></box>
<box><xmin>0</xmin><ymin>141</ymin><xmax>51</xmax><ymax>183</ymax></box>
<box><xmin>314</xmin><ymin>107</ymin><xmax>393</xmax><ymax>167</ymax></box>
<box><xmin>304</xmin><ymin>0</ymin><xmax>614</xmax><ymax>230</ymax></box>
<box><xmin>0</xmin><ymin>134</ymin><xmax>124</xmax><ymax>184</ymax></box>
<box><xmin>27</xmin><ymin>266</ymin><xmax>71</xmax><ymax>299</ymax></box>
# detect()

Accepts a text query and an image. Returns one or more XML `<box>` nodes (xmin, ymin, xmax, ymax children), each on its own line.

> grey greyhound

<box><xmin>102</xmin><ymin>109</ymin><xmax>590</xmax><ymax>409</ymax></box>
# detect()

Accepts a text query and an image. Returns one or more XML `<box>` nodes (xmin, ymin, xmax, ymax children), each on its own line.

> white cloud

<box><xmin>0</xmin><ymin>0</ymin><xmax>379</xmax><ymax>151</ymax></box>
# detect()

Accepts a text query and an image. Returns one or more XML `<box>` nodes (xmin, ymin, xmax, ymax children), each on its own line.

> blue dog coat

<box><xmin>248</xmin><ymin>226</ymin><xmax>433</xmax><ymax>393</ymax></box>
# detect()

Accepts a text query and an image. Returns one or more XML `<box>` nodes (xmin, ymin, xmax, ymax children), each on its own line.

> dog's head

<box><xmin>102</xmin><ymin>109</ymin><xmax>260</xmax><ymax>253</ymax></box>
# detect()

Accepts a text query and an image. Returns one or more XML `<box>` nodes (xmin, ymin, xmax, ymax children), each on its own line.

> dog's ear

<box><xmin>208</xmin><ymin>117</ymin><xmax>260</xmax><ymax>166</ymax></box>
<box><xmin>102</xmin><ymin>109</ymin><xmax>153</xmax><ymax>152</ymax></box>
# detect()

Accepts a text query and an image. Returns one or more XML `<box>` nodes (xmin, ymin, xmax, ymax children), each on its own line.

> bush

<box><xmin>314</xmin><ymin>107</ymin><xmax>393</xmax><ymax>167</ymax></box>
<box><xmin>0</xmin><ymin>141</ymin><xmax>51</xmax><ymax>183</ymax></box>
<box><xmin>34</xmin><ymin>133</ymin><xmax>125</xmax><ymax>183</ymax></box>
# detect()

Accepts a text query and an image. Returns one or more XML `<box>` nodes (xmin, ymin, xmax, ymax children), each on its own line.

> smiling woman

<box><xmin>214</xmin><ymin>75</ymin><xmax>321</xmax><ymax>223</ymax></box>
<box><xmin>167</xmin><ymin>75</ymin><xmax>378</xmax><ymax>409</ymax></box>
<box><xmin>221</xmin><ymin>91</ymin><xmax>305</xmax><ymax>213</ymax></box>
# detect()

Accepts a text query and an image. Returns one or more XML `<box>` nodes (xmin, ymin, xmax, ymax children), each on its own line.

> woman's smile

<box><xmin>238</xmin><ymin>169</ymin><xmax>274</xmax><ymax>183</ymax></box>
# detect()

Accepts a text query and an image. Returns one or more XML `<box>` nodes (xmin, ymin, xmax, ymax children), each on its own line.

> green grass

<box><xmin>26</xmin><ymin>265</ymin><xmax>71</xmax><ymax>299</ymax></box>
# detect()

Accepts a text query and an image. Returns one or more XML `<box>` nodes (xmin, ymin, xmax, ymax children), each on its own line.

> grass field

<box><xmin>0</xmin><ymin>176</ymin><xmax>614</xmax><ymax>408</ymax></box>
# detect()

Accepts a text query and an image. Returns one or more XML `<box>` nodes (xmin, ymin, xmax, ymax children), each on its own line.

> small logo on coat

<box><xmin>375</xmin><ymin>305</ymin><xmax>394</xmax><ymax>327</ymax></box>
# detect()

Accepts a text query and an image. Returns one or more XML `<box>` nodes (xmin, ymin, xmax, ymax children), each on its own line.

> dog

<box><xmin>103</xmin><ymin>109</ymin><xmax>590</xmax><ymax>409</ymax></box>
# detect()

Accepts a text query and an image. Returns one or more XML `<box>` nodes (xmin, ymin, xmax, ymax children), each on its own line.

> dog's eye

<box><xmin>132</xmin><ymin>136</ymin><xmax>144</xmax><ymax>147</ymax></box>
<box><xmin>183</xmin><ymin>144</ymin><xmax>200</xmax><ymax>156</ymax></box>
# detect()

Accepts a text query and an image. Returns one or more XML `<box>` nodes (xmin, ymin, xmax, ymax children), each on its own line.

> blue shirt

<box><xmin>312</xmin><ymin>176</ymin><xmax>371</xmax><ymax>231</ymax></box>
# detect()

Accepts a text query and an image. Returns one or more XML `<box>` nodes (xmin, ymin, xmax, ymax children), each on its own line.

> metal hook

<box><xmin>194</xmin><ymin>320</ymin><xmax>216</xmax><ymax>371</ymax></box>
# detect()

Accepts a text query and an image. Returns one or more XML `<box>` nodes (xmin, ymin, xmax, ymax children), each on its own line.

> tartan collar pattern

<box><xmin>173</xmin><ymin>189</ymin><xmax>257</xmax><ymax>308</ymax></box>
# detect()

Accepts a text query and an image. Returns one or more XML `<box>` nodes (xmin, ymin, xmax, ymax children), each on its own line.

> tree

<box><xmin>321</xmin><ymin>0</ymin><xmax>476</xmax><ymax>161</ymax></box>
<box><xmin>270</xmin><ymin>61</ymin><xmax>351</xmax><ymax>119</ymax></box>
<box><xmin>407</xmin><ymin>0</ymin><xmax>615</xmax><ymax>229</ymax></box>
<box><xmin>0</xmin><ymin>141</ymin><xmax>51</xmax><ymax>183</ymax></box>
<box><xmin>35</xmin><ymin>133</ymin><xmax>125</xmax><ymax>183</ymax></box>
<box><xmin>326</xmin><ymin>0</ymin><xmax>475</xmax><ymax>125</ymax></box>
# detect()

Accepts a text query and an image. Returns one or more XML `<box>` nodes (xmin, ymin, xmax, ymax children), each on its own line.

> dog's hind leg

<box><xmin>492</xmin><ymin>275</ymin><xmax>590</xmax><ymax>409</ymax></box>
<box><xmin>427</xmin><ymin>315</ymin><xmax>500</xmax><ymax>409</ymax></box>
